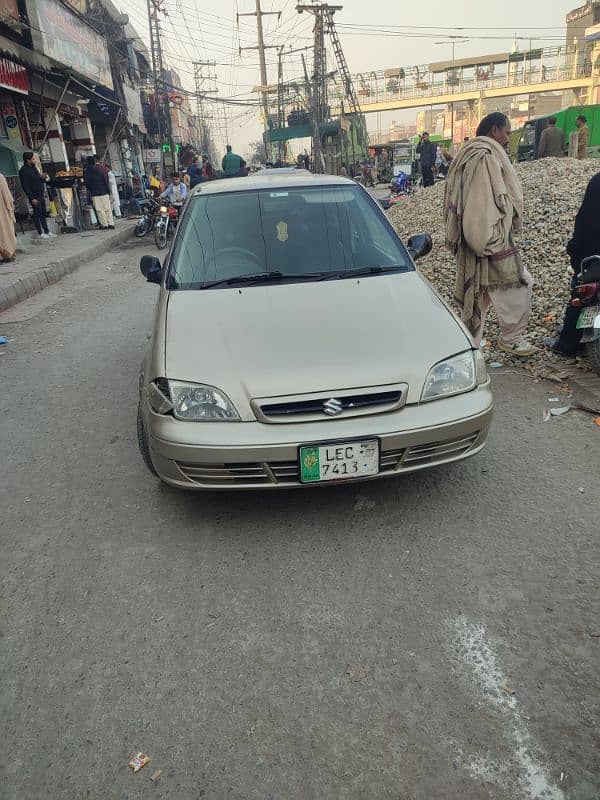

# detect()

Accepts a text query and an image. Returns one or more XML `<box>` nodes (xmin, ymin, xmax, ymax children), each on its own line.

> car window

<box><xmin>167</xmin><ymin>185</ymin><xmax>412</xmax><ymax>289</ymax></box>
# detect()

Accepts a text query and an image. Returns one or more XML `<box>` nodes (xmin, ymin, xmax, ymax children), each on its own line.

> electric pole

<box><xmin>238</xmin><ymin>0</ymin><xmax>280</xmax><ymax>159</ymax></box>
<box><xmin>147</xmin><ymin>0</ymin><xmax>176</xmax><ymax>174</ymax></box>
<box><xmin>193</xmin><ymin>60</ymin><xmax>218</xmax><ymax>158</ymax></box>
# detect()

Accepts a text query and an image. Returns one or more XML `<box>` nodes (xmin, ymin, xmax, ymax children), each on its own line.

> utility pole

<box><xmin>238</xmin><ymin>0</ymin><xmax>280</xmax><ymax>159</ymax></box>
<box><xmin>193</xmin><ymin>60</ymin><xmax>218</xmax><ymax>157</ymax></box>
<box><xmin>147</xmin><ymin>0</ymin><xmax>176</xmax><ymax>175</ymax></box>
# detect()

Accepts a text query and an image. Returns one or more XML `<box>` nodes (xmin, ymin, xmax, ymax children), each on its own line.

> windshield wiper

<box><xmin>317</xmin><ymin>265</ymin><xmax>402</xmax><ymax>281</ymax></box>
<box><xmin>200</xmin><ymin>271</ymin><xmax>283</xmax><ymax>289</ymax></box>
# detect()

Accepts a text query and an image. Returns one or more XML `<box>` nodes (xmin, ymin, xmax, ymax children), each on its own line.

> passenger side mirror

<box><xmin>140</xmin><ymin>255</ymin><xmax>162</xmax><ymax>284</ymax></box>
<box><xmin>407</xmin><ymin>233</ymin><xmax>433</xmax><ymax>261</ymax></box>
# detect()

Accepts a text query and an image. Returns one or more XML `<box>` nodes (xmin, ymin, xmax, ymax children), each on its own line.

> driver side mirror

<box><xmin>407</xmin><ymin>233</ymin><xmax>433</xmax><ymax>261</ymax></box>
<box><xmin>140</xmin><ymin>255</ymin><xmax>162</xmax><ymax>285</ymax></box>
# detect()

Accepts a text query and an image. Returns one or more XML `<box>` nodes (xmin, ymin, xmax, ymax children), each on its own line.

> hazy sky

<box><xmin>119</xmin><ymin>0</ymin><xmax>577</xmax><ymax>155</ymax></box>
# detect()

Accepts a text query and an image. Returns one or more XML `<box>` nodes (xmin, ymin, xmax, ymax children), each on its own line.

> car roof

<box><xmin>189</xmin><ymin>172</ymin><xmax>356</xmax><ymax>197</ymax></box>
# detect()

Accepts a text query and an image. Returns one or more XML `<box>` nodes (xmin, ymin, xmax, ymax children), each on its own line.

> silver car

<box><xmin>138</xmin><ymin>173</ymin><xmax>493</xmax><ymax>489</ymax></box>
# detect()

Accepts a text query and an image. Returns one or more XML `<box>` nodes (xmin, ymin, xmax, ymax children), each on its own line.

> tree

<box><xmin>248</xmin><ymin>140</ymin><xmax>267</xmax><ymax>165</ymax></box>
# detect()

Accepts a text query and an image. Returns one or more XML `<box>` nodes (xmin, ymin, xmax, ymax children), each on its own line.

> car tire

<box><xmin>137</xmin><ymin>401</ymin><xmax>158</xmax><ymax>476</ymax></box>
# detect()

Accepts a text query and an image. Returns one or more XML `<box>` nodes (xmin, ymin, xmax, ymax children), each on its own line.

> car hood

<box><xmin>164</xmin><ymin>273</ymin><xmax>471</xmax><ymax>407</ymax></box>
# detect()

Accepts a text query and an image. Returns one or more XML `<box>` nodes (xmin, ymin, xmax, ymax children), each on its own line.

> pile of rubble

<box><xmin>388</xmin><ymin>157</ymin><xmax>599</xmax><ymax>376</ymax></box>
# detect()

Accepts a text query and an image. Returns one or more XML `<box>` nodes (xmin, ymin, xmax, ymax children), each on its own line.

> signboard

<box><xmin>144</xmin><ymin>149</ymin><xmax>161</xmax><ymax>163</ymax></box>
<box><xmin>26</xmin><ymin>0</ymin><xmax>113</xmax><ymax>90</ymax></box>
<box><xmin>0</xmin><ymin>57</ymin><xmax>29</xmax><ymax>94</ymax></box>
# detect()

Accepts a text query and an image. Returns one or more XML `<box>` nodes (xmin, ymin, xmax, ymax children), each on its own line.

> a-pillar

<box><xmin>43</xmin><ymin>108</ymin><xmax>69</xmax><ymax>169</ymax></box>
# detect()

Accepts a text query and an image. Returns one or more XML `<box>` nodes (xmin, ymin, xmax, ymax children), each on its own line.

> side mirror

<box><xmin>140</xmin><ymin>255</ymin><xmax>162</xmax><ymax>284</ymax></box>
<box><xmin>407</xmin><ymin>233</ymin><xmax>433</xmax><ymax>261</ymax></box>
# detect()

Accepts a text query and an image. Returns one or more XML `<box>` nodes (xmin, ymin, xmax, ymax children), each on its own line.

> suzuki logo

<box><xmin>323</xmin><ymin>398</ymin><xmax>343</xmax><ymax>416</ymax></box>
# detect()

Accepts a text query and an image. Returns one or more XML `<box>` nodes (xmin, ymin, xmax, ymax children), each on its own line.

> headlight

<box><xmin>160</xmin><ymin>205</ymin><xmax>168</xmax><ymax>213</ymax></box>
<box><xmin>168</xmin><ymin>380</ymin><xmax>240</xmax><ymax>421</ymax></box>
<box><xmin>421</xmin><ymin>351</ymin><xmax>478</xmax><ymax>402</ymax></box>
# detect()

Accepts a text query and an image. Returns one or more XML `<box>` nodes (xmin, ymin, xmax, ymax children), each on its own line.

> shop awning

<box><xmin>0</xmin><ymin>34</ymin><xmax>53</xmax><ymax>72</ymax></box>
<box><xmin>0</xmin><ymin>137</ymin><xmax>29</xmax><ymax>156</ymax></box>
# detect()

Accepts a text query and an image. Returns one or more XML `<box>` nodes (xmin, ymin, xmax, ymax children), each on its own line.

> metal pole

<box><xmin>37</xmin><ymin>77</ymin><xmax>71</xmax><ymax>152</ymax></box>
<box><xmin>102</xmin><ymin>108</ymin><xmax>122</xmax><ymax>162</ymax></box>
<box><xmin>255</xmin><ymin>0</ymin><xmax>271</xmax><ymax>160</ymax></box>
<box><xmin>34</xmin><ymin>71</ymin><xmax>46</xmax><ymax>150</ymax></box>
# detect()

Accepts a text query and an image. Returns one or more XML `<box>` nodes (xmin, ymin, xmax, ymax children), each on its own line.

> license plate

<box><xmin>577</xmin><ymin>305</ymin><xmax>600</xmax><ymax>328</ymax></box>
<box><xmin>300</xmin><ymin>440</ymin><xmax>379</xmax><ymax>483</ymax></box>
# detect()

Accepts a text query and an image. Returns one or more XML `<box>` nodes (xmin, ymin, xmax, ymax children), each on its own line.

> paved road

<box><xmin>1</xmin><ymin>241</ymin><xmax>599</xmax><ymax>800</ymax></box>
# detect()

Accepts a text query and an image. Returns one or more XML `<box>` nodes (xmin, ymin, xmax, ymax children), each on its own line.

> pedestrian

<box><xmin>575</xmin><ymin>115</ymin><xmax>589</xmax><ymax>160</ymax></box>
<box><xmin>302</xmin><ymin>150</ymin><xmax>310</xmax><ymax>171</ymax></box>
<box><xmin>83</xmin><ymin>155</ymin><xmax>114</xmax><ymax>230</ymax></box>
<box><xmin>222</xmin><ymin>144</ymin><xmax>243</xmax><ymax>177</ymax></box>
<box><xmin>537</xmin><ymin>117</ymin><xmax>564</xmax><ymax>158</ymax></box>
<box><xmin>0</xmin><ymin>172</ymin><xmax>16</xmax><ymax>261</ymax></box>
<box><xmin>340</xmin><ymin>162</ymin><xmax>347</xmax><ymax>177</ymax></box>
<box><xmin>201</xmin><ymin>153</ymin><xmax>214</xmax><ymax>180</ymax></box>
<box><xmin>444</xmin><ymin>112</ymin><xmax>538</xmax><ymax>357</ymax></box>
<box><xmin>187</xmin><ymin>156</ymin><xmax>203</xmax><ymax>188</ymax></box>
<box><xmin>19</xmin><ymin>151</ymin><xmax>56</xmax><ymax>240</ymax></box>
<box><xmin>416</xmin><ymin>132</ymin><xmax>437</xmax><ymax>187</ymax></box>
<box><xmin>107</xmin><ymin>166</ymin><xmax>122</xmax><ymax>218</ymax></box>
<box><xmin>545</xmin><ymin>170</ymin><xmax>600</xmax><ymax>356</ymax></box>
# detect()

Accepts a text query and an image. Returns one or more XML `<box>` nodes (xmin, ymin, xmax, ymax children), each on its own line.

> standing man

<box><xmin>187</xmin><ymin>156</ymin><xmax>203</xmax><ymax>189</ymax></box>
<box><xmin>575</xmin><ymin>115</ymin><xmax>589</xmax><ymax>160</ymax></box>
<box><xmin>537</xmin><ymin>117</ymin><xmax>564</xmax><ymax>158</ymax></box>
<box><xmin>201</xmin><ymin>153</ymin><xmax>214</xmax><ymax>180</ymax></box>
<box><xmin>222</xmin><ymin>145</ymin><xmax>242</xmax><ymax>178</ymax></box>
<box><xmin>84</xmin><ymin>155</ymin><xmax>114</xmax><ymax>230</ymax></box>
<box><xmin>444</xmin><ymin>112</ymin><xmax>537</xmax><ymax>357</ymax></box>
<box><xmin>0</xmin><ymin>172</ymin><xmax>16</xmax><ymax>261</ymax></box>
<box><xmin>416</xmin><ymin>132</ymin><xmax>437</xmax><ymax>187</ymax></box>
<box><xmin>159</xmin><ymin>173</ymin><xmax>187</xmax><ymax>209</ymax></box>
<box><xmin>19</xmin><ymin>152</ymin><xmax>56</xmax><ymax>240</ymax></box>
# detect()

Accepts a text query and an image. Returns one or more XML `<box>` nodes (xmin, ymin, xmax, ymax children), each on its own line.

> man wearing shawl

<box><xmin>444</xmin><ymin>112</ymin><xmax>537</xmax><ymax>357</ymax></box>
<box><xmin>545</xmin><ymin>171</ymin><xmax>600</xmax><ymax>356</ymax></box>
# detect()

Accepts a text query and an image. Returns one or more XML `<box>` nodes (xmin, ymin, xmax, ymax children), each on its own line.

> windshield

<box><xmin>167</xmin><ymin>185</ymin><xmax>412</xmax><ymax>289</ymax></box>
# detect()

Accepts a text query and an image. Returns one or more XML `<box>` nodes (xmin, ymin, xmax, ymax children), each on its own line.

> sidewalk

<box><xmin>0</xmin><ymin>219</ymin><xmax>137</xmax><ymax>312</ymax></box>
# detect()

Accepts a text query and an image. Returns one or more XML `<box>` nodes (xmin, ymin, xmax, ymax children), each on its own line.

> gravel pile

<box><xmin>388</xmin><ymin>157</ymin><xmax>600</xmax><ymax>376</ymax></box>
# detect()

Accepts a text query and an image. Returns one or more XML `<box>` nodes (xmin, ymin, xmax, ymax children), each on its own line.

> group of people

<box><xmin>537</xmin><ymin>114</ymin><xmax>588</xmax><ymax>160</ymax></box>
<box><xmin>444</xmin><ymin>111</ymin><xmax>599</xmax><ymax>359</ymax></box>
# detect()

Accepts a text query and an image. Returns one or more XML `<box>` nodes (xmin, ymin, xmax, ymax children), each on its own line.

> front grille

<box><xmin>255</xmin><ymin>385</ymin><xmax>407</xmax><ymax>423</ymax></box>
<box><xmin>402</xmin><ymin>432</ymin><xmax>480</xmax><ymax>467</ymax></box>
<box><xmin>174</xmin><ymin>434</ymin><xmax>480</xmax><ymax>488</ymax></box>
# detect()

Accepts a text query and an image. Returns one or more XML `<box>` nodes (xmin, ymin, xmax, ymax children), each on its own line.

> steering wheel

<box><xmin>214</xmin><ymin>247</ymin><xmax>263</xmax><ymax>269</ymax></box>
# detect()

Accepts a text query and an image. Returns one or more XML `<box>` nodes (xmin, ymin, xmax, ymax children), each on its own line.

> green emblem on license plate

<box><xmin>300</xmin><ymin>447</ymin><xmax>320</xmax><ymax>482</ymax></box>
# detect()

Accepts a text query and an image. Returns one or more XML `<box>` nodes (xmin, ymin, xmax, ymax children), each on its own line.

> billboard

<box><xmin>26</xmin><ymin>0</ymin><xmax>113</xmax><ymax>90</ymax></box>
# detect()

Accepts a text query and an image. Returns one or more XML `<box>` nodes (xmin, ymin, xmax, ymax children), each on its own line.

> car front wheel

<box><xmin>137</xmin><ymin>402</ymin><xmax>158</xmax><ymax>476</ymax></box>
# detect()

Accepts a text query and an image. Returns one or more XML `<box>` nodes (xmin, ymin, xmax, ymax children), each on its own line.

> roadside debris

<box><xmin>595</xmin><ymin>417</ymin><xmax>600</xmax><ymax>427</ymax></box>
<box><xmin>150</xmin><ymin>769</ymin><xmax>162</xmax><ymax>783</ymax></box>
<box><xmin>128</xmin><ymin>752</ymin><xmax>150</xmax><ymax>773</ymax></box>
<box><xmin>550</xmin><ymin>405</ymin><xmax>571</xmax><ymax>416</ymax></box>
<box><xmin>0</xmin><ymin>335</ymin><xmax>8</xmax><ymax>344</ymax></box>
<box><xmin>578</xmin><ymin>487</ymin><xmax>585</xmax><ymax>493</ymax></box>
<box><xmin>345</xmin><ymin>663</ymin><xmax>370</xmax><ymax>682</ymax></box>
<box><xmin>488</xmin><ymin>361</ymin><xmax>504</xmax><ymax>368</ymax></box>
<box><xmin>543</xmin><ymin>410</ymin><xmax>551</xmax><ymax>422</ymax></box>
<box><xmin>499</xmin><ymin>682</ymin><xmax>516</xmax><ymax>696</ymax></box>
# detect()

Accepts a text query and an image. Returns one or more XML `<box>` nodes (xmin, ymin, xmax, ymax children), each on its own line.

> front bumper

<box><xmin>145</xmin><ymin>384</ymin><xmax>493</xmax><ymax>489</ymax></box>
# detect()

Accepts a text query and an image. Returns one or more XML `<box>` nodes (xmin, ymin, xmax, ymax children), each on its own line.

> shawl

<box><xmin>444</xmin><ymin>136</ymin><xmax>526</xmax><ymax>333</ymax></box>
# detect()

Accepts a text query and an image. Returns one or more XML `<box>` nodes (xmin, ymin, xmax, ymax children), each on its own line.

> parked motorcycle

<box><xmin>134</xmin><ymin>193</ymin><xmax>160</xmax><ymax>238</ymax></box>
<box><xmin>154</xmin><ymin>202</ymin><xmax>180</xmax><ymax>250</ymax></box>
<box><xmin>571</xmin><ymin>254</ymin><xmax>600</xmax><ymax>372</ymax></box>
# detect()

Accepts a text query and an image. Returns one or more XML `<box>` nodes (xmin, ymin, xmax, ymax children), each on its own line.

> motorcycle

<box><xmin>571</xmin><ymin>254</ymin><xmax>600</xmax><ymax>372</ymax></box>
<box><xmin>134</xmin><ymin>192</ymin><xmax>160</xmax><ymax>238</ymax></box>
<box><xmin>154</xmin><ymin>202</ymin><xmax>181</xmax><ymax>250</ymax></box>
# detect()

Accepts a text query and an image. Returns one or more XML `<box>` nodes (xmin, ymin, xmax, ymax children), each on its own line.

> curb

<box><xmin>0</xmin><ymin>224</ymin><xmax>135</xmax><ymax>313</ymax></box>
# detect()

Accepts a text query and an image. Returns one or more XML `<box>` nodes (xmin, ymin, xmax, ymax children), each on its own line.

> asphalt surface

<box><xmin>1</xmin><ymin>240</ymin><xmax>599</xmax><ymax>800</ymax></box>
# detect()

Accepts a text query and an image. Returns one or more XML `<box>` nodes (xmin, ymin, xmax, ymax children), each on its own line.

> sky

<box><xmin>118</xmin><ymin>0</ymin><xmax>580</xmax><ymax>157</ymax></box>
